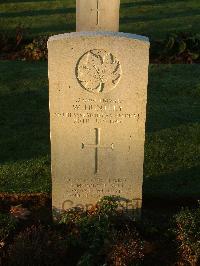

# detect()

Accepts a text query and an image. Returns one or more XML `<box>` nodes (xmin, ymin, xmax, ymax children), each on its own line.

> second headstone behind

<box><xmin>76</xmin><ymin>0</ymin><xmax>120</xmax><ymax>32</ymax></box>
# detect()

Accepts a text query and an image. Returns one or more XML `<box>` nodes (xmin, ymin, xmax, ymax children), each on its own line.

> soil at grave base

<box><xmin>0</xmin><ymin>192</ymin><xmax>194</xmax><ymax>266</ymax></box>
<box><xmin>0</xmin><ymin>192</ymin><xmax>51</xmax><ymax>212</ymax></box>
<box><xmin>0</xmin><ymin>192</ymin><xmax>198</xmax><ymax>209</ymax></box>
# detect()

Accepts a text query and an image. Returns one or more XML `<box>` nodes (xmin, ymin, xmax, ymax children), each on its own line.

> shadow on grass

<box><xmin>146</xmin><ymin>104</ymin><xmax>200</xmax><ymax>133</ymax></box>
<box><xmin>121</xmin><ymin>0</ymin><xmax>186</xmax><ymax>9</ymax></box>
<box><xmin>143</xmin><ymin>165</ymin><xmax>200</xmax><ymax>207</ymax></box>
<box><xmin>0</xmin><ymin>89</ymin><xmax>50</xmax><ymax>163</ymax></box>
<box><xmin>0</xmin><ymin>7</ymin><xmax>76</xmax><ymax>18</ymax></box>
<box><xmin>120</xmin><ymin>9</ymin><xmax>200</xmax><ymax>25</ymax></box>
<box><xmin>0</xmin><ymin>0</ymin><xmax>185</xmax><ymax>5</ymax></box>
<box><xmin>1</xmin><ymin>23</ymin><xmax>76</xmax><ymax>37</ymax></box>
<box><xmin>0</xmin><ymin>0</ymin><xmax>53</xmax><ymax>2</ymax></box>
<box><xmin>146</xmin><ymin>65</ymin><xmax>200</xmax><ymax>133</ymax></box>
<box><xmin>33</xmin><ymin>23</ymin><xmax>76</xmax><ymax>34</ymax></box>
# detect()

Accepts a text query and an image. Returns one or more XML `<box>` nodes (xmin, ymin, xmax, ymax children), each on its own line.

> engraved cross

<box><xmin>91</xmin><ymin>0</ymin><xmax>104</xmax><ymax>25</ymax></box>
<box><xmin>82</xmin><ymin>128</ymin><xmax>114</xmax><ymax>174</ymax></box>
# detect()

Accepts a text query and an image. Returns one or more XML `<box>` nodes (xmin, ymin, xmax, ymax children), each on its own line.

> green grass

<box><xmin>145</xmin><ymin>64</ymin><xmax>200</xmax><ymax>200</ymax></box>
<box><xmin>0</xmin><ymin>61</ymin><xmax>199</xmax><ymax>200</ymax></box>
<box><xmin>0</xmin><ymin>61</ymin><xmax>50</xmax><ymax>193</ymax></box>
<box><xmin>0</xmin><ymin>0</ymin><xmax>200</xmax><ymax>40</ymax></box>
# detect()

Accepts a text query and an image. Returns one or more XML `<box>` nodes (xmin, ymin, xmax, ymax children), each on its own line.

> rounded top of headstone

<box><xmin>48</xmin><ymin>31</ymin><xmax>150</xmax><ymax>45</ymax></box>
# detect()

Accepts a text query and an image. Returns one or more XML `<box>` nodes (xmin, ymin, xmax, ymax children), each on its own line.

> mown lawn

<box><xmin>0</xmin><ymin>61</ymin><xmax>199</xmax><ymax>200</ymax></box>
<box><xmin>0</xmin><ymin>0</ymin><xmax>200</xmax><ymax>40</ymax></box>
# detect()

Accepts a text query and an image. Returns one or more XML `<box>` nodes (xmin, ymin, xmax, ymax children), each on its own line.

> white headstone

<box><xmin>48</xmin><ymin>32</ymin><xmax>150</xmax><ymax>219</ymax></box>
<box><xmin>76</xmin><ymin>0</ymin><xmax>120</xmax><ymax>32</ymax></box>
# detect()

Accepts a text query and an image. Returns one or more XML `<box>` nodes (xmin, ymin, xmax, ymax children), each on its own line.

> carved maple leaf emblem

<box><xmin>76</xmin><ymin>49</ymin><xmax>122</xmax><ymax>93</ymax></box>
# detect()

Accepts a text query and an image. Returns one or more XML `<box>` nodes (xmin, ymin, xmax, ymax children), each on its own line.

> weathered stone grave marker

<box><xmin>48</xmin><ymin>32</ymin><xmax>149</xmax><ymax>218</ymax></box>
<box><xmin>76</xmin><ymin>0</ymin><xmax>120</xmax><ymax>32</ymax></box>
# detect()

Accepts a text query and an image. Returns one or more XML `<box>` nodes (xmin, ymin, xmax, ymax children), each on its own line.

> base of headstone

<box><xmin>52</xmin><ymin>198</ymin><xmax>142</xmax><ymax>223</ymax></box>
